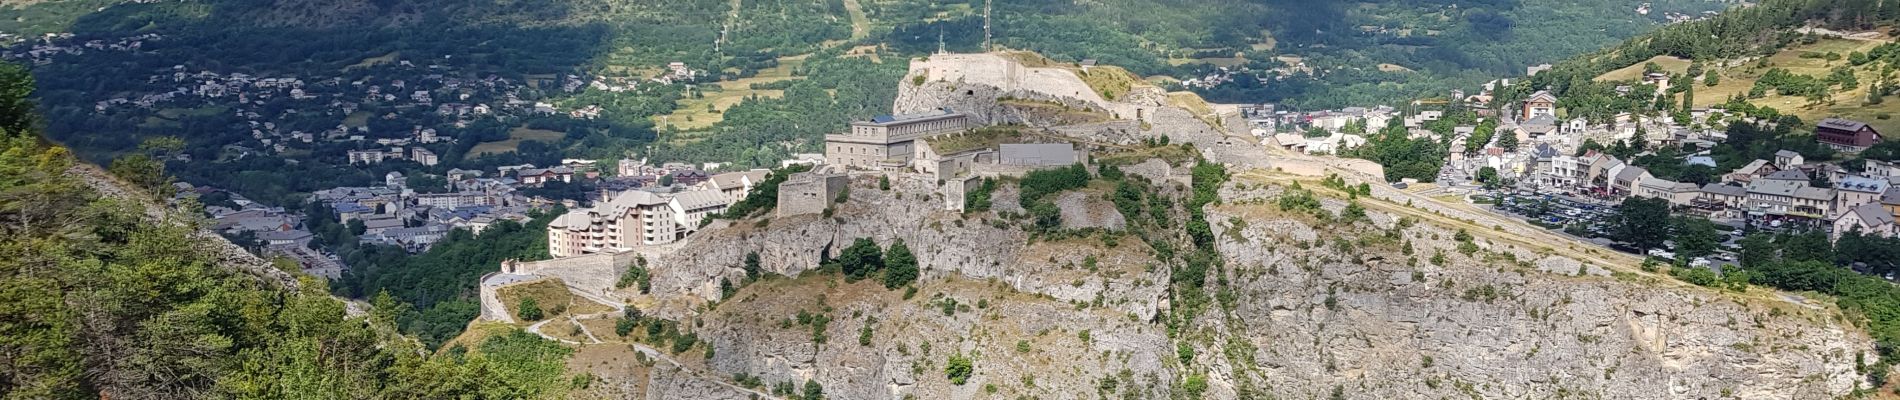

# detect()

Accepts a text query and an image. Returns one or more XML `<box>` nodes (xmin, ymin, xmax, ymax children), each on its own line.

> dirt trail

<box><xmin>841</xmin><ymin>0</ymin><xmax>871</xmax><ymax>41</ymax></box>
<box><xmin>518</xmin><ymin>283</ymin><xmax>784</xmax><ymax>399</ymax></box>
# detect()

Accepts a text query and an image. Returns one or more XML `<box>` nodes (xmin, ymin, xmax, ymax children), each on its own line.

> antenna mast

<box><xmin>983</xmin><ymin>0</ymin><xmax>993</xmax><ymax>52</ymax></box>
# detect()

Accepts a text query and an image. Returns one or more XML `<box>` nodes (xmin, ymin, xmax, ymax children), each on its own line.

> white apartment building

<box><xmin>546</xmin><ymin>189</ymin><xmax>730</xmax><ymax>257</ymax></box>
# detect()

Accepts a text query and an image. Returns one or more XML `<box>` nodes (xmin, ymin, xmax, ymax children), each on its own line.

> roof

<box><xmin>1775</xmin><ymin>149</ymin><xmax>1802</xmax><ymax>158</ymax></box>
<box><xmin>862</xmin><ymin>109</ymin><xmax>960</xmax><ymax>125</ymax></box>
<box><xmin>256</xmin><ymin>230</ymin><xmax>313</xmax><ymax>241</ymax></box>
<box><xmin>1747</xmin><ymin>179</ymin><xmax>1804</xmax><ymax>198</ymax></box>
<box><xmin>361</xmin><ymin>217</ymin><xmax>404</xmax><ymax>230</ymax></box>
<box><xmin>1760</xmin><ymin>169</ymin><xmax>1810</xmax><ymax>182</ymax></box>
<box><xmin>1685</xmin><ymin>156</ymin><xmax>1716</xmax><ymax>167</ymax></box>
<box><xmin>1525</xmin><ymin>90</ymin><xmax>1557</xmax><ymax>104</ymax></box>
<box><xmin>1637</xmin><ymin>176</ymin><xmax>1677</xmax><ymax>191</ymax></box>
<box><xmin>708</xmin><ymin>169</ymin><xmax>770</xmax><ymax>191</ymax></box>
<box><xmin>671</xmin><ymin>189</ymin><xmax>730</xmax><ymax>210</ymax></box>
<box><xmin>1732</xmin><ymin>159</ymin><xmax>1771</xmax><ymax>175</ymax></box>
<box><xmin>608</xmin><ymin>190</ymin><xmax>670</xmax><ymax>209</ymax></box>
<box><xmin>1700</xmin><ymin>183</ymin><xmax>1746</xmax><ymax>197</ymax></box>
<box><xmin>1524</xmin><ymin>114</ymin><xmax>1557</xmax><ymax>127</ymax></box>
<box><xmin>1838</xmin><ymin>176</ymin><xmax>1890</xmax><ymax>193</ymax></box>
<box><xmin>519</xmin><ymin>166</ymin><xmax>574</xmax><ymax>176</ymax></box>
<box><xmin>1818</xmin><ymin>118</ymin><xmax>1869</xmax><ymax>132</ymax></box>
<box><xmin>999</xmin><ymin>143</ymin><xmax>1079</xmax><ymax>166</ymax></box>
<box><xmin>1615</xmin><ymin>166</ymin><xmax>1649</xmax><ymax>183</ymax></box>
<box><xmin>1841</xmin><ymin>203</ymin><xmax>1896</xmax><ymax>227</ymax></box>
<box><xmin>549</xmin><ymin>211</ymin><xmax>591</xmax><ymax>229</ymax></box>
<box><xmin>1794</xmin><ymin>186</ymin><xmax>1833</xmax><ymax>201</ymax></box>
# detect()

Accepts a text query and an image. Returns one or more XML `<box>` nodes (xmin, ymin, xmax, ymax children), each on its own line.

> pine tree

<box><xmin>883</xmin><ymin>239</ymin><xmax>919</xmax><ymax>289</ymax></box>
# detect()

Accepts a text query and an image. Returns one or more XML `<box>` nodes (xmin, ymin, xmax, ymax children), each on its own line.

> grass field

<box><xmin>139</xmin><ymin>105</ymin><xmax>228</xmax><ymax>128</ymax></box>
<box><xmin>345</xmin><ymin>52</ymin><xmax>401</xmax><ymax>71</ymax></box>
<box><xmin>1078</xmin><ymin>64</ymin><xmax>1144</xmax><ymax>101</ymax></box>
<box><xmin>342</xmin><ymin>110</ymin><xmax>373</xmax><ymax>128</ymax></box>
<box><xmin>651</xmin><ymin>56</ymin><xmax>805</xmax><ymax>134</ymax></box>
<box><xmin>470</xmin><ymin>126</ymin><xmax>567</xmax><ymax>156</ymax></box>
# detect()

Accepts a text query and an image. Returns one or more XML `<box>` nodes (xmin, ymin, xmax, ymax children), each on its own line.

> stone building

<box><xmin>824</xmin><ymin>109</ymin><xmax>969</xmax><ymax>170</ymax></box>
<box><xmin>776</xmin><ymin>172</ymin><xmax>848</xmax><ymax>218</ymax></box>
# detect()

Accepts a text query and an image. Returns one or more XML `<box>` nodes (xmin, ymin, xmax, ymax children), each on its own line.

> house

<box><xmin>1634</xmin><ymin>175</ymin><xmax>1695</xmax><ymax>205</ymax></box>
<box><xmin>1611</xmin><ymin>166</ymin><xmax>1651</xmax><ymax>195</ymax></box>
<box><xmin>1833</xmin><ymin>203</ymin><xmax>1898</xmax><ymax>241</ymax></box>
<box><xmin>257</xmin><ymin>230</ymin><xmax>314</xmax><ymax>249</ymax></box>
<box><xmin>1746</xmin><ymin>179</ymin><xmax>1800</xmax><ymax>209</ymax></box>
<box><xmin>1835</xmin><ymin>176</ymin><xmax>1890</xmax><ymax>210</ymax></box>
<box><xmin>412</xmin><ymin>147</ymin><xmax>439</xmax><ymax>166</ymax></box>
<box><xmin>668</xmin><ymin>189</ymin><xmax>730</xmax><ymax>229</ymax></box>
<box><xmin>333</xmin><ymin>203</ymin><xmax>373</xmax><ymax>222</ymax></box>
<box><xmin>1690</xmin><ymin>183</ymin><xmax>1747</xmax><ymax>218</ymax></box>
<box><xmin>1526</xmin><ymin>63</ymin><xmax>1553</xmax><ymax>76</ymax></box>
<box><xmin>1562</xmin><ymin>117</ymin><xmax>1588</xmax><ymax>135</ymax></box>
<box><xmin>360</xmin><ymin>216</ymin><xmax>404</xmax><ymax>236</ymax></box>
<box><xmin>1723</xmin><ymin>159</ymin><xmax>1777</xmax><ymax>184</ymax></box>
<box><xmin>1520</xmin><ymin>114</ymin><xmax>1559</xmax><ymax>139</ymax></box>
<box><xmin>1774</xmin><ymin>150</ymin><xmax>1805</xmax><ymax>170</ymax></box>
<box><xmin>670</xmin><ymin>170</ymin><xmax>710</xmax><ymax>187</ymax></box>
<box><xmin>213</xmin><ymin>209</ymin><xmax>294</xmax><ymax>234</ymax></box>
<box><xmin>704</xmin><ymin>169</ymin><xmax>771</xmax><ymax>202</ymax></box>
<box><xmin>1793</xmin><ymin>186</ymin><xmax>1836</xmax><ymax>217</ymax></box>
<box><xmin>1816</xmin><ymin>118</ymin><xmax>1882</xmax><ymax>152</ymax></box>
<box><xmin>1520</xmin><ymin>90</ymin><xmax>1557</xmax><ymax>121</ymax></box>
<box><xmin>1583</xmin><ymin>153</ymin><xmax>1624</xmax><ymax>189</ymax></box>
<box><xmin>517</xmin><ymin>166</ymin><xmax>574</xmax><ymax>186</ymax></box>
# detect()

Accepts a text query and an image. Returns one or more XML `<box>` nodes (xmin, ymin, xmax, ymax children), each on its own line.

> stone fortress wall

<box><xmin>901</xmin><ymin>53</ymin><xmax>1164</xmax><ymax>124</ymax></box>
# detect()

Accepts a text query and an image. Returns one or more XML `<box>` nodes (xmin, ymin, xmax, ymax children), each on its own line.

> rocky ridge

<box><xmin>520</xmin><ymin>52</ymin><xmax>1876</xmax><ymax>399</ymax></box>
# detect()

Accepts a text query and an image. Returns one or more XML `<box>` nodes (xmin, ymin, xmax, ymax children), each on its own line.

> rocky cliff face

<box><xmin>552</xmin><ymin>53</ymin><xmax>1875</xmax><ymax>399</ymax></box>
<box><xmin>1189</xmin><ymin>184</ymin><xmax>1869</xmax><ymax>399</ymax></box>
<box><xmin>599</xmin><ymin>175</ymin><xmax>1870</xmax><ymax>400</ymax></box>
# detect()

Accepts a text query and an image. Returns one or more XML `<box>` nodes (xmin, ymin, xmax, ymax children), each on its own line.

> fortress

<box><xmin>823</xmin><ymin>109</ymin><xmax>970</xmax><ymax>170</ymax></box>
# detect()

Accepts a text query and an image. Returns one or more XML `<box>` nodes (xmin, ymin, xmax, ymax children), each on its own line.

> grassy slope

<box><xmin>1597</xmin><ymin>34</ymin><xmax>1898</xmax><ymax>136</ymax></box>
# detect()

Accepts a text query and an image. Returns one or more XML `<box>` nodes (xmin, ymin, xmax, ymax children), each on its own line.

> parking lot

<box><xmin>1478</xmin><ymin>189</ymin><xmax>1743</xmax><ymax>269</ymax></box>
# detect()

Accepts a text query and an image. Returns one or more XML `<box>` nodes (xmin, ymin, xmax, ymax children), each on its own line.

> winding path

<box><xmin>514</xmin><ymin>284</ymin><xmax>783</xmax><ymax>399</ymax></box>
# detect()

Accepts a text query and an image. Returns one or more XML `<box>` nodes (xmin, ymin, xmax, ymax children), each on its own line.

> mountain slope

<box><xmin>0</xmin><ymin>63</ymin><xmax>580</xmax><ymax>400</ymax></box>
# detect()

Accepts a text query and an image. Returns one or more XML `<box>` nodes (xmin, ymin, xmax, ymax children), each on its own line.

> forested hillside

<box><xmin>0</xmin><ymin>64</ymin><xmax>580</xmax><ymax>399</ymax></box>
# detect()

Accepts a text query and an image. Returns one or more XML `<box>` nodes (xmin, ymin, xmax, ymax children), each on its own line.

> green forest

<box><xmin>0</xmin><ymin>65</ymin><xmax>577</xmax><ymax>399</ymax></box>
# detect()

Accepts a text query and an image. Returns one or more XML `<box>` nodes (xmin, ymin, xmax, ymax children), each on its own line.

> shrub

<box><xmin>945</xmin><ymin>353</ymin><xmax>974</xmax><ymax>385</ymax></box>
<box><xmin>517</xmin><ymin>298</ymin><xmax>544</xmax><ymax>321</ymax></box>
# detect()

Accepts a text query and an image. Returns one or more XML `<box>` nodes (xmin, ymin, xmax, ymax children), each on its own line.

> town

<box><xmin>1251</xmin><ymin>72</ymin><xmax>1894</xmax><ymax>270</ymax></box>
